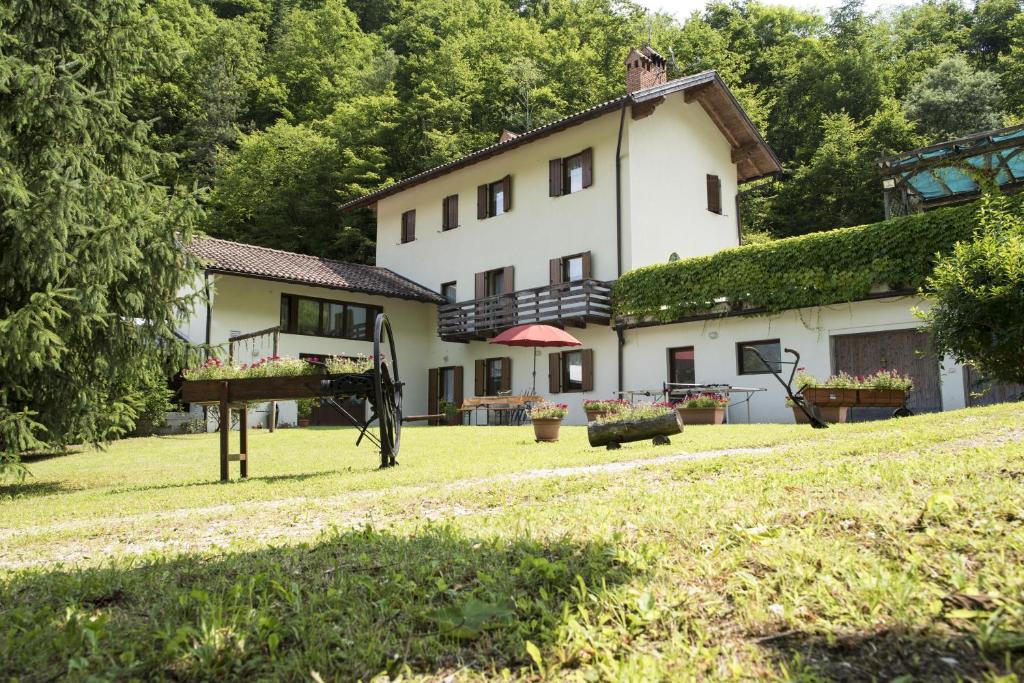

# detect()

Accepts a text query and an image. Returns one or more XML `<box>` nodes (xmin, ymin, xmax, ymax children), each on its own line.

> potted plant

<box><xmin>675</xmin><ymin>393</ymin><xmax>728</xmax><ymax>425</ymax></box>
<box><xmin>530</xmin><ymin>402</ymin><xmax>569</xmax><ymax>442</ymax></box>
<box><xmin>796</xmin><ymin>370</ymin><xmax>859</xmax><ymax>407</ymax></box>
<box><xmin>583</xmin><ymin>399</ymin><xmax>628</xmax><ymax>422</ymax></box>
<box><xmin>439</xmin><ymin>400</ymin><xmax>460</xmax><ymax>426</ymax></box>
<box><xmin>857</xmin><ymin>370</ymin><xmax>913</xmax><ymax>406</ymax></box>
<box><xmin>296</xmin><ymin>398</ymin><xmax>316</xmax><ymax>427</ymax></box>
<box><xmin>786</xmin><ymin>398</ymin><xmax>848</xmax><ymax>424</ymax></box>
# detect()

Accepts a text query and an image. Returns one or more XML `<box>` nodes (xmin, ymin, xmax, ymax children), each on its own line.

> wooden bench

<box><xmin>402</xmin><ymin>414</ymin><xmax>444</xmax><ymax>423</ymax></box>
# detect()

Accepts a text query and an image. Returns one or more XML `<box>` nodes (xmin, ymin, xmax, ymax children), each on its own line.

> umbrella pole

<box><xmin>532</xmin><ymin>349</ymin><xmax>537</xmax><ymax>395</ymax></box>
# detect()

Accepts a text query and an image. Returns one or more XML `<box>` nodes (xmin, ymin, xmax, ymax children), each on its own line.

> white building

<box><xmin>183</xmin><ymin>48</ymin><xmax>1002</xmax><ymax>427</ymax></box>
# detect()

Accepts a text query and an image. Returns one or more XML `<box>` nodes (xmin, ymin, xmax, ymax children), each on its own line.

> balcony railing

<box><xmin>438</xmin><ymin>279</ymin><xmax>613</xmax><ymax>342</ymax></box>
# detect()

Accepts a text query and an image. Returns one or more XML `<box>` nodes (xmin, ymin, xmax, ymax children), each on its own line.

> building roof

<box><xmin>339</xmin><ymin>70</ymin><xmax>781</xmax><ymax>212</ymax></box>
<box><xmin>190</xmin><ymin>236</ymin><xmax>445</xmax><ymax>303</ymax></box>
<box><xmin>879</xmin><ymin>123</ymin><xmax>1024</xmax><ymax>210</ymax></box>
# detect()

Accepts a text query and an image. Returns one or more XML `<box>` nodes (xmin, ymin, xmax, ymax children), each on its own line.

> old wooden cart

<box><xmin>181</xmin><ymin>314</ymin><xmax>402</xmax><ymax>481</ymax></box>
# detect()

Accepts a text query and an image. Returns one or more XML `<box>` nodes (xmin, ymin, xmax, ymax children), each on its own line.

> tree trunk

<box><xmin>587</xmin><ymin>411</ymin><xmax>683</xmax><ymax>447</ymax></box>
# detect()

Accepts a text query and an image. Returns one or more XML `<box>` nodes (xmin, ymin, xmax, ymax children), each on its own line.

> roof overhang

<box><xmin>339</xmin><ymin>71</ymin><xmax>781</xmax><ymax>212</ymax></box>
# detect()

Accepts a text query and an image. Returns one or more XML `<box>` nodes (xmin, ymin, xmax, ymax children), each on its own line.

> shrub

<box><xmin>595</xmin><ymin>402</ymin><xmax>674</xmax><ymax>424</ymax></box>
<box><xmin>183</xmin><ymin>355</ymin><xmax>372</xmax><ymax>381</ymax></box>
<box><xmin>582</xmin><ymin>399</ymin><xmax>629</xmax><ymax>413</ymax></box>
<box><xmin>679</xmin><ymin>393</ymin><xmax>729</xmax><ymax>408</ymax></box>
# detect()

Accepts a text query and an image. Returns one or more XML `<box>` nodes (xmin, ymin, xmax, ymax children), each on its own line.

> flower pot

<box><xmin>297</xmin><ymin>418</ymin><xmax>311</xmax><ymax>428</ymax></box>
<box><xmin>585</xmin><ymin>409</ymin><xmax>608</xmax><ymax>422</ymax></box>
<box><xmin>855</xmin><ymin>389</ymin><xmax>907</xmax><ymax>407</ymax></box>
<box><xmin>801</xmin><ymin>387</ymin><xmax>858</xmax><ymax>407</ymax></box>
<box><xmin>532</xmin><ymin>418</ymin><xmax>562</xmax><ymax>442</ymax></box>
<box><xmin>791</xmin><ymin>405</ymin><xmax>848</xmax><ymax>424</ymax></box>
<box><xmin>675</xmin><ymin>406</ymin><xmax>726</xmax><ymax>425</ymax></box>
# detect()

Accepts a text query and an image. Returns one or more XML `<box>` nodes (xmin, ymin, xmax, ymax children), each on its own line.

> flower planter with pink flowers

<box><xmin>674</xmin><ymin>393</ymin><xmax>729</xmax><ymax>425</ymax></box>
<box><xmin>796</xmin><ymin>369</ymin><xmax>913</xmax><ymax>411</ymax></box>
<box><xmin>530</xmin><ymin>402</ymin><xmax>569</xmax><ymax>442</ymax></box>
<box><xmin>583</xmin><ymin>399</ymin><xmax>629</xmax><ymax>423</ymax></box>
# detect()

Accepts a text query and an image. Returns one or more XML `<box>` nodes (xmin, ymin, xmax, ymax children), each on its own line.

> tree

<box><xmin>0</xmin><ymin>0</ymin><xmax>204</xmax><ymax>476</ymax></box>
<box><xmin>904</xmin><ymin>54</ymin><xmax>1006</xmax><ymax>140</ymax></box>
<box><xmin>922</xmin><ymin>194</ymin><xmax>1024</xmax><ymax>385</ymax></box>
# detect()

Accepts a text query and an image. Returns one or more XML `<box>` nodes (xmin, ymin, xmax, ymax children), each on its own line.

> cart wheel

<box><xmin>373</xmin><ymin>313</ymin><xmax>402</xmax><ymax>467</ymax></box>
<box><xmin>652</xmin><ymin>435</ymin><xmax>671</xmax><ymax>446</ymax></box>
<box><xmin>893</xmin><ymin>406</ymin><xmax>913</xmax><ymax>418</ymax></box>
<box><xmin>606</xmin><ymin>441</ymin><xmax>621</xmax><ymax>450</ymax></box>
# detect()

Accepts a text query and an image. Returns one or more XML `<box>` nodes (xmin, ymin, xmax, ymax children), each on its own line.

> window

<box><xmin>706</xmin><ymin>174</ymin><xmax>722</xmax><ymax>215</ymax></box>
<box><xmin>440</xmin><ymin>367</ymin><xmax>456</xmax><ymax>403</ymax></box>
<box><xmin>489</xmin><ymin>181</ymin><xmax>505</xmax><ymax>217</ymax></box>
<box><xmin>442</xmin><ymin>195</ymin><xmax>458</xmax><ymax>230</ymax></box>
<box><xmin>550</xmin><ymin>252</ymin><xmax>592</xmax><ymax>285</ymax></box>
<box><xmin>549</xmin><ymin>349</ymin><xmax>593</xmax><ymax>393</ymax></box>
<box><xmin>549</xmin><ymin>148</ymin><xmax>593</xmax><ymax>196</ymax></box>
<box><xmin>562</xmin><ymin>350</ymin><xmax>584</xmax><ymax>392</ymax></box>
<box><xmin>738</xmin><ymin>339</ymin><xmax>781</xmax><ymax>375</ymax></box>
<box><xmin>441</xmin><ymin>281</ymin><xmax>457</xmax><ymax>304</ymax></box>
<box><xmin>478</xmin><ymin>176</ymin><xmax>511</xmax><ymax>219</ymax></box>
<box><xmin>668</xmin><ymin>347</ymin><xmax>696</xmax><ymax>384</ymax></box>
<box><xmin>401</xmin><ymin>209</ymin><xmax>416</xmax><ymax>243</ymax></box>
<box><xmin>280</xmin><ymin>294</ymin><xmax>382</xmax><ymax>341</ymax></box>
<box><xmin>563</xmin><ymin>255</ymin><xmax>584</xmax><ymax>282</ymax></box>
<box><xmin>485</xmin><ymin>268</ymin><xmax>505</xmax><ymax>296</ymax></box>
<box><xmin>486</xmin><ymin>358</ymin><xmax>504</xmax><ymax>394</ymax></box>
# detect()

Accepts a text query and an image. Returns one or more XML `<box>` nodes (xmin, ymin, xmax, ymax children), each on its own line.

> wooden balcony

<box><xmin>438</xmin><ymin>279</ymin><xmax>613</xmax><ymax>342</ymax></box>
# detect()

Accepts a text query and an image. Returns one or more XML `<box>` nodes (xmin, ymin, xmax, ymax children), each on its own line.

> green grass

<box><xmin>1</xmin><ymin>406</ymin><xmax>1023</xmax><ymax>680</ymax></box>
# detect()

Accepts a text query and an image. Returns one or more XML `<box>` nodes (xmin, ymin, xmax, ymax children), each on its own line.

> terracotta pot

<box><xmin>791</xmin><ymin>405</ymin><xmax>848</xmax><ymax>424</ymax></box>
<box><xmin>801</xmin><ymin>387</ymin><xmax>858</xmax><ymax>407</ymax></box>
<box><xmin>297</xmin><ymin>418</ymin><xmax>311</xmax><ymax>428</ymax></box>
<box><xmin>675</xmin><ymin>406</ymin><xmax>726</xmax><ymax>425</ymax></box>
<box><xmin>585</xmin><ymin>409</ymin><xmax>608</xmax><ymax>422</ymax></box>
<box><xmin>855</xmin><ymin>389</ymin><xmax>907</xmax><ymax>407</ymax></box>
<box><xmin>532</xmin><ymin>418</ymin><xmax>562</xmax><ymax>442</ymax></box>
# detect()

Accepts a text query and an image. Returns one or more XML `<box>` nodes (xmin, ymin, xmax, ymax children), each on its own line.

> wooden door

<box><xmin>963</xmin><ymin>366</ymin><xmax>1024</xmax><ymax>406</ymax></box>
<box><xmin>831</xmin><ymin>329</ymin><xmax>941</xmax><ymax>420</ymax></box>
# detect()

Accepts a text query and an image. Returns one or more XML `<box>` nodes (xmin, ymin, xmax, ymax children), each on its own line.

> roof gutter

<box><xmin>615</xmin><ymin>98</ymin><xmax>628</xmax><ymax>395</ymax></box>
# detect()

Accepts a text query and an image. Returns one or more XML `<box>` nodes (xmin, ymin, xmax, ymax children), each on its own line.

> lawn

<box><xmin>1</xmin><ymin>405</ymin><xmax>1023</xmax><ymax>681</ymax></box>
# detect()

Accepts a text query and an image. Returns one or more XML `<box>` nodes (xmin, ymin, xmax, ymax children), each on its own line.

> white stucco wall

<box><xmin>622</xmin><ymin>296</ymin><xmax>966</xmax><ymax>424</ymax></box>
<box><xmin>375</xmin><ymin>113</ymin><xmax>622</xmax><ymax>296</ymax></box>
<box><xmin>624</xmin><ymin>93</ymin><xmax>740</xmax><ymax>271</ymax></box>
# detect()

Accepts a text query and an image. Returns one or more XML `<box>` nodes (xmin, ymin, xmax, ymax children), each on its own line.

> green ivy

<box><xmin>613</xmin><ymin>195</ymin><xmax>1024</xmax><ymax>323</ymax></box>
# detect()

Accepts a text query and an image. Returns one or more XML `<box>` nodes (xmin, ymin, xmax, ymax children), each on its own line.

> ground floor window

<box><xmin>487</xmin><ymin>358</ymin><xmax>504</xmax><ymax>394</ymax></box>
<box><xmin>668</xmin><ymin>346</ymin><xmax>695</xmax><ymax>384</ymax></box>
<box><xmin>562</xmin><ymin>350</ymin><xmax>584</xmax><ymax>392</ymax></box>
<box><xmin>440</xmin><ymin>367</ymin><xmax>456</xmax><ymax>402</ymax></box>
<box><xmin>737</xmin><ymin>339</ymin><xmax>781</xmax><ymax>375</ymax></box>
<box><xmin>475</xmin><ymin>357</ymin><xmax>511</xmax><ymax>396</ymax></box>
<box><xmin>549</xmin><ymin>349</ymin><xmax>593</xmax><ymax>393</ymax></box>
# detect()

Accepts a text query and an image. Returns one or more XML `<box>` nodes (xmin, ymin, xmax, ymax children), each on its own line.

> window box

<box><xmin>791</xmin><ymin>405</ymin><xmax>849</xmax><ymax>424</ymax></box>
<box><xmin>675</xmin><ymin>406</ymin><xmax>726</xmax><ymax>425</ymax></box>
<box><xmin>800</xmin><ymin>387</ymin><xmax>858</xmax><ymax>407</ymax></box>
<box><xmin>855</xmin><ymin>388</ymin><xmax>908</xmax><ymax>407</ymax></box>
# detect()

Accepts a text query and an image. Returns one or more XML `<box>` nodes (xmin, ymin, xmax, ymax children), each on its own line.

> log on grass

<box><xmin>587</xmin><ymin>411</ymin><xmax>683</xmax><ymax>447</ymax></box>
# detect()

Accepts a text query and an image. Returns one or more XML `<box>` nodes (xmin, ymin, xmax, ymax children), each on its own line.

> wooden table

<box><xmin>459</xmin><ymin>395</ymin><xmax>543</xmax><ymax>425</ymax></box>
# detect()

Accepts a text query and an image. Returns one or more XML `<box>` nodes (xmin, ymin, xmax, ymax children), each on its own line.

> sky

<box><xmin>640</xmin><ymin>0</ymin><xmax>903</xmax><ymax>19</ymax></box>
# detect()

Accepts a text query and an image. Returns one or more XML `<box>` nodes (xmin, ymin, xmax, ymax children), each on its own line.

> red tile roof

<box><xmin>190</xmin><ymin>236</ymin><xmax>444</xmax><ymax>303</ymax></box>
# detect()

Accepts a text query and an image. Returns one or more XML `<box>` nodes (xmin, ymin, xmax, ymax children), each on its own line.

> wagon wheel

<box><xmin>373</xmin><ymin>313</ymin><xmax>402</xmax><ymax>467</ymax></box>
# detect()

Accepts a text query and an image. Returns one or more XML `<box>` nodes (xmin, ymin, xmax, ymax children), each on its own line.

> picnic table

<box><xmin>459</xmin><ymin>395</ymin><xmax>543</xmax><ymax>425</ymax></box>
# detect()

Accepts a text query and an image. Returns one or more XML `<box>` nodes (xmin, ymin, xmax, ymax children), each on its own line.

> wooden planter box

<box><xmin>675</xmin><ymin>406</ymin><xmax>726</xmax><ymax>425</ymax></box>
<box><xmin>181</xmin><ymin>374</ymin><xmax>344</xmax><ymax>404</ymax></box>
<box><xmin>585</xmin><ymin>409</ymin><xmax>609</xmax><ymax>422</ymax></box>
<box><xmin>855</xmin><ymin>389</ymin><xmax>907</xmax><ymax>407</ymax></box>
<box><xmin>801</xmin><ymin>387</ymin><xmax>858</xmax><ymax>407</ymax></box>
<box><xmin>792</xmin><ymin>406</ymin><xmax>848</xmax><ymax>424</ymax></box>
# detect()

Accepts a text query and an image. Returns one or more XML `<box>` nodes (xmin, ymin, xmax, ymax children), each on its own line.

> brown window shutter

<box><xmin>447</xmin><ymin>194</ymin><xmax>458</xmax><ymax>229</ymax></box>
<box><xmin>549</xmin><ymin>158</ymin><xmax>563</xmax><ymax>196</ymax></box>
<box><xmin>401</xmin><ymin>209</ymin><xmax>415</xmax><ymax>242</ymax></box>
<box><xmin>502</xmin><ymin>265</ymin><xmax>514</xmax><ymax>292</ymax></box>
<box><xmin>499</xmin><ymin>357</ymin><xmax>512</xmax><ymax>391</ymax></box>
<box><xmin>453</xmin><ymin>366</ymin><xmax>464</xmax><ymax>406</ymax></box>
<box><xmin>474</xmin><ymin>271</ymin><xmax>486</xmax><ymax>299</ymax></box>
<box><xmin>501</xmin><ymin>175</ymin><xmax>511</xmax><ymax>212</ymax></box>
<box><xmin>441</xmin><ymin>197</ymin><xmax>450</xmax><ymax>230</ymax></box>
<box><xmin>581</xmin><ymin>251</ymin><xmax>593</xmax><ymax>279</ymax></box>
<box><xmin>581</xmin><ymin>147</ymin><xmax>593</xmax><ymax>188</ymax></box>
<box><xmin>474</xmin><ymin>359</ymin><xmax>486</xmax><ymax>396</ymax></box>
<box><xmin>549</xmin><ymin>257</ymin><xmax>562</xmax><ymax>285</ymax></box>
<box><xmin>548</xmin><ymin>353</ymin><xmax>561</xmax><ymax>394</ymax></box>
<box><xmin>477</xmin><ymin>184</ymin><xmax>488</xmax><ymax>219</ymax></box>
<box><xmin>428</xmin><ymin>368</ymin><xmax>439</xmax><ymax>422</ymax></box>
<box><xmin>707</xmin><ymin>174</ymin><xmax>722</xmax><ymax>214</ymax></box>
<box><xmin>581</xmin><ymin>349</ymin><xmax>594</xmax><ymax>392</ymax></box>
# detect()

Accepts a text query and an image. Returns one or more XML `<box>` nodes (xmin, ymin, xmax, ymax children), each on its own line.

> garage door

<box><xmin>831</xmin><ymin>329</ymin><xmax>942</xmax><ymax>419</ymax></box>
<box><xmin>963</xmin><ymin>366</ymin><xmax>1024</xmax><ymax>407</ymax></box>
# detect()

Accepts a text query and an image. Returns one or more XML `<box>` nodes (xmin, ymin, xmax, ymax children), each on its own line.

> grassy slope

<box><xmin>1</xmin><ymin>406</ymin><xmax>1022</xmax><ymax>681</ymax></box>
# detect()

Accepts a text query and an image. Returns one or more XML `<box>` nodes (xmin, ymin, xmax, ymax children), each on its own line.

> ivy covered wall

<box><xmin>612</xmin><ymin>194</ymin><xmax>1024</xmax><ymax>323</ymax></box>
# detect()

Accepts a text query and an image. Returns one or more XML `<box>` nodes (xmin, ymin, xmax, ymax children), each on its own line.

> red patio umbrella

<box><xmin>490</xmin><ymin>324</ymin><xmax>582</xmax><ymax>394</ymax></box>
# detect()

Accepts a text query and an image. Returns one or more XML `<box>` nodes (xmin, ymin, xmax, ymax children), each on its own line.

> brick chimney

<box><xmin>624</xmin><ymin>46</ymin><xmax>667</xmax><ymax>94</ymax></box>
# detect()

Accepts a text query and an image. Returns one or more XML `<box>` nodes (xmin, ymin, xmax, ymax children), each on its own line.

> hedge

<box><xmin>612</xmin><ymin>194</ymin><xmax>1024</xmax><ymax>323</ymax></box>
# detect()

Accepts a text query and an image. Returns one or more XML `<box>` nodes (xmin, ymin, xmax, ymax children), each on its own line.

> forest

<box><xmin>133</xmin><ymin>0</ymin><xmax>1023</xmax><ymax>260</ymax></box>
